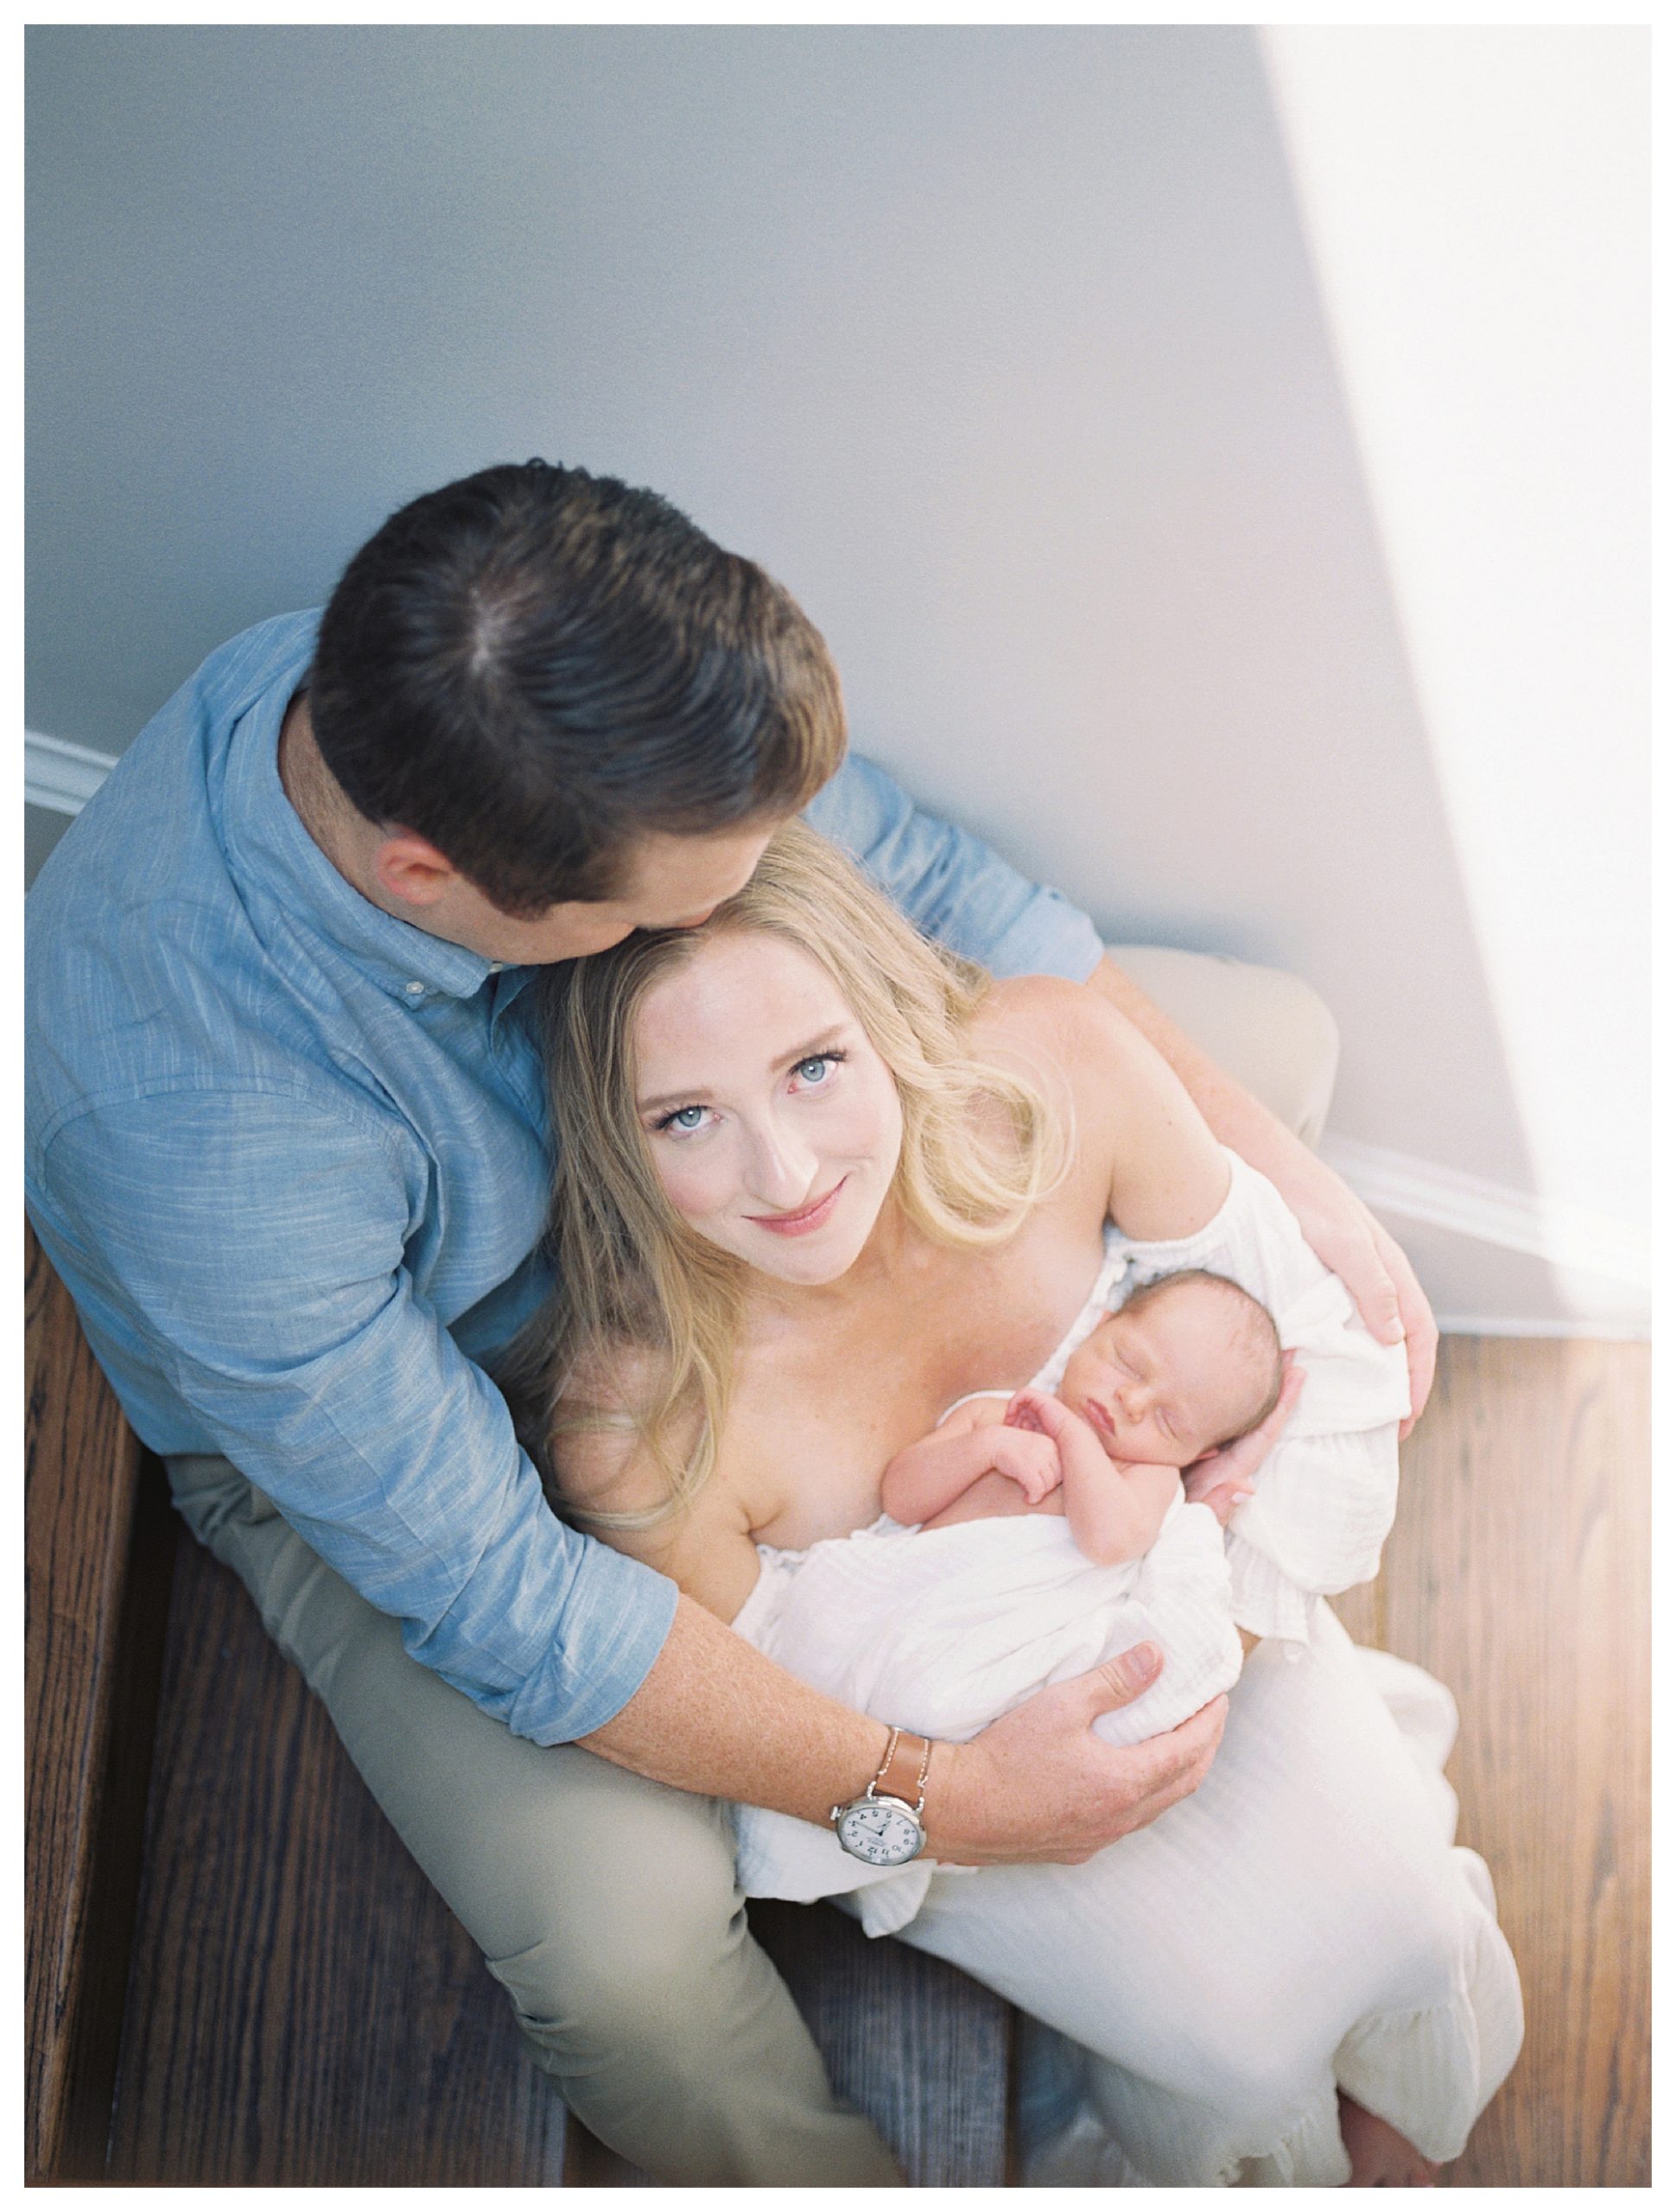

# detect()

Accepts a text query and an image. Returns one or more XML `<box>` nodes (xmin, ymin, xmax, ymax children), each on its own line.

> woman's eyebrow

<box><xmin>773</xmin><ymin>1027</ymin><xmax>849</xmax><ymax>1076</ymax></box>
<box><xmin>636</xmin><ymin>1027</ymin><xmax>852</xmax><ymax>1116</ymax></box>
<box><xmin>636</xmin><ymin>1080</ymin><xmax>714</xmax><ymax>1116</ymax></box>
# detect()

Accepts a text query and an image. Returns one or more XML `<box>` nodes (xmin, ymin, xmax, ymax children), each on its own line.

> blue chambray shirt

<box><xmin>25</xmin><ymin>609</ymin><xmax>1103</xmax><ymax>1743</ymax></box>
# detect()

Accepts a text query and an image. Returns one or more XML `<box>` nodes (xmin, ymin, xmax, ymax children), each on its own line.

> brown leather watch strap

<box><xmin>873</xmin><ymin>1726</ymin><xmax>933</xmax><ymax>1813</ymax></box>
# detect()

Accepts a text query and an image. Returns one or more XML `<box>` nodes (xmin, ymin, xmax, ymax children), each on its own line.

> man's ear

<box><xmin>373</xmin><ymin>831</ymin><xmax>460</xmax><ymax>911</ymax></box>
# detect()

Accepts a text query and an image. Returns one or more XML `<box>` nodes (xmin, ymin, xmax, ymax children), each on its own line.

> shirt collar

<box><xmin>215</xmin><ymin>621</ymin><xmax>512</xmax><ymax>1007</ymax></box>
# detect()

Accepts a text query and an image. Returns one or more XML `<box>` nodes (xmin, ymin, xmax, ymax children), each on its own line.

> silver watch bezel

<box><xmin>830</xmin><ymin>1789</ymin><xmax>927</xmax><ymax>1867</ymax></box>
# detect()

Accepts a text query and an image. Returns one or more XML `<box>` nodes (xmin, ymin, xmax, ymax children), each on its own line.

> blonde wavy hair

<box><xmin>501</xmin><ymin>819</ymin><xmax>1067</xmax><ymax>1529</ymax></box>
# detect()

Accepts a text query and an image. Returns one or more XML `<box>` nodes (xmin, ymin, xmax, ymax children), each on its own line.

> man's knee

<box><xmin>1104</xmin><ymin>944</ymin><xmax>1341</xmax><ymax>1146</ymax></box>
<box><xmin>487</xmin><ymin>1847</ymin><xmax>747</xmax><ymax>2060</ymax></box>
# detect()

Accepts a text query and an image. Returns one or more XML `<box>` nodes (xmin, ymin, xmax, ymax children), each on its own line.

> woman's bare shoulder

<box><xmin>973</xmin><ymin>972</ymin><xmax>1155</xmax><ymax>1106</ymax></box>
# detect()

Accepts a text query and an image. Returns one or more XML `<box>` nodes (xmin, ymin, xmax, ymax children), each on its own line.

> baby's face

<box><xmin>1057</xmin><ymin>1286</ymin><xmax>1269</xmax><ymax>1465</ymax></box>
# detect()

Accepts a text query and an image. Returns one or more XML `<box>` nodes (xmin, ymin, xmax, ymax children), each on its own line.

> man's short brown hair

<box><xmin>308</xmin><ymin>461</ymin><xmax>847</xmax><ymax>917</ymax></box>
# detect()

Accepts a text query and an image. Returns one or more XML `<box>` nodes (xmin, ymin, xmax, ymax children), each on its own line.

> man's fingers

<box><xmin>1368</xmin><ymin>1217</ymin><xmax>1438</xmax><ymax>1434</ymax></box>
<box><xmin>1354</xmin><ymin>1270</ymin><xmax>1405</xmax><ymax>1347</ymax></box>
<box><xmin>1084</xmin><ymin>1640</ymin><xmax>1164</xmax><ymax>1707</ymax></box>
<box><xmin>1108</xmin><ymin>1695</ymin><xmax>1228</xmax><ymax>1820</ymax></box>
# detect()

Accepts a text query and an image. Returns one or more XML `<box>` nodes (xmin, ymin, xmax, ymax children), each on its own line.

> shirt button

<box><xmin>404</xmin><ymin>980</ymin><xmax>425</xmax><ymax>996</ymax></box>
<box><xmin>487</xmin><ymin>961</ymin><xmax>503</xmax><ymax>974</ymax></box>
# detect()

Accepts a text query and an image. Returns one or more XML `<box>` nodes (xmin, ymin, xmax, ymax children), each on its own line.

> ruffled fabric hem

<box><xmin>1013</xmin><ymin>1651</ymin><xmax>1523</xmax><ymax>2187</ymax></box>
<box><xmin>1227</xmin><ymin>1536</ymin><xmax>1322</xmax><ymax>1643</ymax></box>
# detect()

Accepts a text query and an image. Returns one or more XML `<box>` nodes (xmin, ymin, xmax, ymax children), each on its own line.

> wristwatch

<box><xmin>830</xmin><ymin>1726</ymin><xmax>933</xmax><ymax>1867</ymax></box>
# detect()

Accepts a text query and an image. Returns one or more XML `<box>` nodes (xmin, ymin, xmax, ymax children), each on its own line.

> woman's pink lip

<box><xmin>1082</xmin><ymin>1397</ymin><xmax>1117</xmax><ymax>1439</ymax></box>
<box><xmin>747</xmin><ymin>1179</ymin><xmax>846</xmax><ymax>1236</ymax></box>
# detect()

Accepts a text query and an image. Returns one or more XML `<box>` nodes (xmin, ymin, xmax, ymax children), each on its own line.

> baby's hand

<box><xmin>986</xmin><ymin>1425</ymin><xmax>1063</xmax><ymax>1505</ymax></box>
<box><xmin>1004</xmin><ymin>1385</ymin><xmax>1078</xmax><ymax>1442</ymax></box>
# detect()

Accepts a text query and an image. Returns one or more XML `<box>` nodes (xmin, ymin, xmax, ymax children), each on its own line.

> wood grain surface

<box><xmin>24</xmin><ymin>1224</ymin><xmax>175</xmax><ymax>2183</ymax></box>
<box><xmin>1334</xmin><ymin>1337</ymin><xmax>1650</xmax><ymax>2187</ymax></box>
<box><xmin>564</xmin><ymin>1898</ymin><xmax>1013</xmax><ymax>2186</ymax></box>
<box><xmin>106</xmin><ymin>1528</ymin><xmax>568</xmax><ymax>2185</ymax></box>
<box><xmin>67</xmin><ymin>1329</ymin><xmax>1647</xmax><ymax>2186</ymax></box>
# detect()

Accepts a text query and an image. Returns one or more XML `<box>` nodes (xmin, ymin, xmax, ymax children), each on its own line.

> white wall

<box><xmin>25</xmin><ymin>26</ymin><xmax>1647</xmax><ymax>1329</ymax></box>
<box><xmin>1262</xmin><ymin>26</ymin><xmax>1648</xmax><ymax>1325</ymax></box>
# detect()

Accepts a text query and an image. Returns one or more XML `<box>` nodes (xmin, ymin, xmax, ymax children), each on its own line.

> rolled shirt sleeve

<box><xmin>806</xmin><ymin>754</ymin><xmax>1106</xmax><ymax>982</ymax></box>
<box><xmin>35</xmin><ymin>1089</ymin><xmax>676</xmax><ymax>1744</ymax></box>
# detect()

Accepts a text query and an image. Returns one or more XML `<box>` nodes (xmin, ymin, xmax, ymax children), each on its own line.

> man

<box><xmin>26</xmin><ymin>461</ymin><xmax>1434</xmax><ymax>2183</ymax></box>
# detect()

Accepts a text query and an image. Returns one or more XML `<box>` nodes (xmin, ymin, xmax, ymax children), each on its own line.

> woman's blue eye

<box><xmin>662</xmin><ymin>1105</ymin><xmax>708</xmax><ymax>1133</ymax></box>
<box><xmin>794</xmin><ymin>1052</ymin><xmax>842</xmax><ymax>1085</ymax></box>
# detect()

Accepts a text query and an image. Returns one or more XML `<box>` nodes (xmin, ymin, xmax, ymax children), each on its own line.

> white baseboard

<box><xmin>1432</xmin><ymin>1313</ymin><xmax>1650</xmax><ymax>1341</ymax></box>
<box><xmin>26</xmin><ymin>730</ymin><xmax>117</xmax><ymax>816</ymax></box>
<box><xmin>1320</xmin><ymin>1135</ymin><xmax>1647</xmax><ymax>1286</ymax></box>
<box><xmin>1322</xmin><ymin>1134</ymin><xmax>1648</xmax><ymax>1335</ymax></box>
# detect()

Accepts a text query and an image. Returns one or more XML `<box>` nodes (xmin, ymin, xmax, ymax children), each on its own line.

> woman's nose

<box><xmin>743</xmin><ymin>1122</ymin><xmax>816</xmax><ymax>1208</ymax></box>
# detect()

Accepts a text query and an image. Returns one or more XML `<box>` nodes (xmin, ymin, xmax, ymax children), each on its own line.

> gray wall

<box><xmin>28</xmin><ymin>26</ymin><xmax>1546</xmax><ymax>1303</ymax></box>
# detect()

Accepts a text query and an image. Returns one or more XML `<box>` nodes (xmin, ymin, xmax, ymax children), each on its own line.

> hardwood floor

<box><xmin>1334</xmin><ymin>1337</ymin><xmax>1650</xmax><ymax>2188</ymax></box>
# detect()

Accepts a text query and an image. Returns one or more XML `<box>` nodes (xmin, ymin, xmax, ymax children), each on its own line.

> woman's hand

<box><xmin>927</xmin><ymin>1646</ymin><xmax>1227</xmax><ymax>1865</ymax></box>
<box><xmin>1181</xmin><ymin>1355</ymin><xmax>1305</xmax><ymax>1524</ymax></box>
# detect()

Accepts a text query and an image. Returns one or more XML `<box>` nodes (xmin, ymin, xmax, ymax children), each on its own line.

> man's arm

<box><xmin>35</xmin><ymin>1089</ymin><xmax>674</xmax><ymax>1745</ymax></box>
<box><xmin>36</xmin><ymin>1088</ymin><xmax>1222</xmax><ymax>1860</ymax></box>
<box><xmin>1084</xmin><ymin>957</ymin><xmax>1437</xmax><ymax>1433</ymax></box>
<box><xmin>584</xmin><ymin>1590</ymin><xmax>1226</xmax><ymax>1866</ymax></box>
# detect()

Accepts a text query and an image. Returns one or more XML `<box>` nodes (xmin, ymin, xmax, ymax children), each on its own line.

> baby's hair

<box><xmin>1118</xmin><ymin>1268</ymin><xmax>1285</xmax><ymax>1446</ymax></box>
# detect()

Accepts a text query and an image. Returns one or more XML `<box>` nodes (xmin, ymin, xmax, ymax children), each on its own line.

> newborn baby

<box><xmin>881</xmin><ymin>1269</ymin><xmax>1284</xmax><ymax>1565</ymax></box>
<box><xmin>729</xmin><ymin>1152</ymin><xmax>1413</xmax><ymax>1936</ymax></box>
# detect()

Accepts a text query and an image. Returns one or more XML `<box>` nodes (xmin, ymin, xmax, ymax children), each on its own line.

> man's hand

<box><xmin>928</xmin><ymin>1645</ymin><xmax>1225</xmax><ymax>1865</ymax></box>
<box><xmin>1182</xmin><ymin>1355</ymin><xmax>1305</xmax><ymax>1524</ymax></box>
<box><xmin>1283</xmin><ymin>1168</ymin><xmax>1435</xmax><ymax>1437</ymax></box>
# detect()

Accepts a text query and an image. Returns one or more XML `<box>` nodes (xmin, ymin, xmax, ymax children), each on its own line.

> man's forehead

<box><xmin>613</xmin><ymin>820</ymin><xmax>782</xmax><ymax>910</ymax></box>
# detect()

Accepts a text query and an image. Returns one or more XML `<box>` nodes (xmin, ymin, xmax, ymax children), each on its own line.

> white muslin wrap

<box><xmin>732</xmin><ymin>1148</ymin><xmax>1412</xmax><ymax>1934</ymax></box>
<box><xmin>725</xmin><ymin>1153</ymin><xmax>1523</xmax><ymax>2182</ymax></box>
<box><xmin>733</xmin><ymin>1494</ymin><xmax>1241</xmax><ymax>1933</ymax></box>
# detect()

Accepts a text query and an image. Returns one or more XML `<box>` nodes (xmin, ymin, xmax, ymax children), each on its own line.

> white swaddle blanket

<box><xmin>732</xmin><ymin>1150</ymin><xmax>1413</xmax><ymax>1935</ymax></box>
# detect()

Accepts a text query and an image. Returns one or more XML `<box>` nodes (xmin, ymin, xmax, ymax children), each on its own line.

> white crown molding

<box><xmin>26</xmin><ymin>729</ymin><xmax>118</xmax><ymax>817</ymax></box>
<box><xmin>1321</xmin><ymin>1133</ymin><xmax>1649</xmax><ymax>1293</ymax></box>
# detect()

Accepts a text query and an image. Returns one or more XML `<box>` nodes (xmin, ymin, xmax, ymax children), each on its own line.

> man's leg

<box><xmin>1104</xmin><ymin>945</ymin><xmax>1340</xmax><ymax>1147</ymax></box>
<box><xmin>165</xmin><ymin>1452</ymin><xmax>900</xmax><ymax>2186</ymax></box>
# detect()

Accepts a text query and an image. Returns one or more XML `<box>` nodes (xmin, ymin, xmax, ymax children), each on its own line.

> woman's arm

<box><xmin>550</xmin><ymin>1350</ymin><xmax>765</xmax><ymax>1622</ymax></box>
<box><xmin>981</xmin><ymin>976</ymin><xmax>1231</xmax><ymax>1242</ymax></box>
<box><xmin>1083</xmin><ymin>956</ymin><xmax>1437</xmax><ymax>1434</ymax></box>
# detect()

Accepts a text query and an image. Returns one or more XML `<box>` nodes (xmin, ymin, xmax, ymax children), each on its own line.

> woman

<box><xmin>509</xmin><ymin>823</ymin><xmax>1521</xmax><ymax>2186</ymax></box>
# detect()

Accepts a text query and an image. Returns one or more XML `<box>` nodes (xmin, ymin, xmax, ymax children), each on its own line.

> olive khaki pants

<box><xmin>166</xmin><ymin>947</ymin><xmax>1336</xmax><ymax>2185</ymax></box>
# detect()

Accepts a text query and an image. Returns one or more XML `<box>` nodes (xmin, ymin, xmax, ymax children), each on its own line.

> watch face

<box><xmin>835</xmin><ymin>1795</ymin><xmax>924</xmax><ymax>1867</ymax></box>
